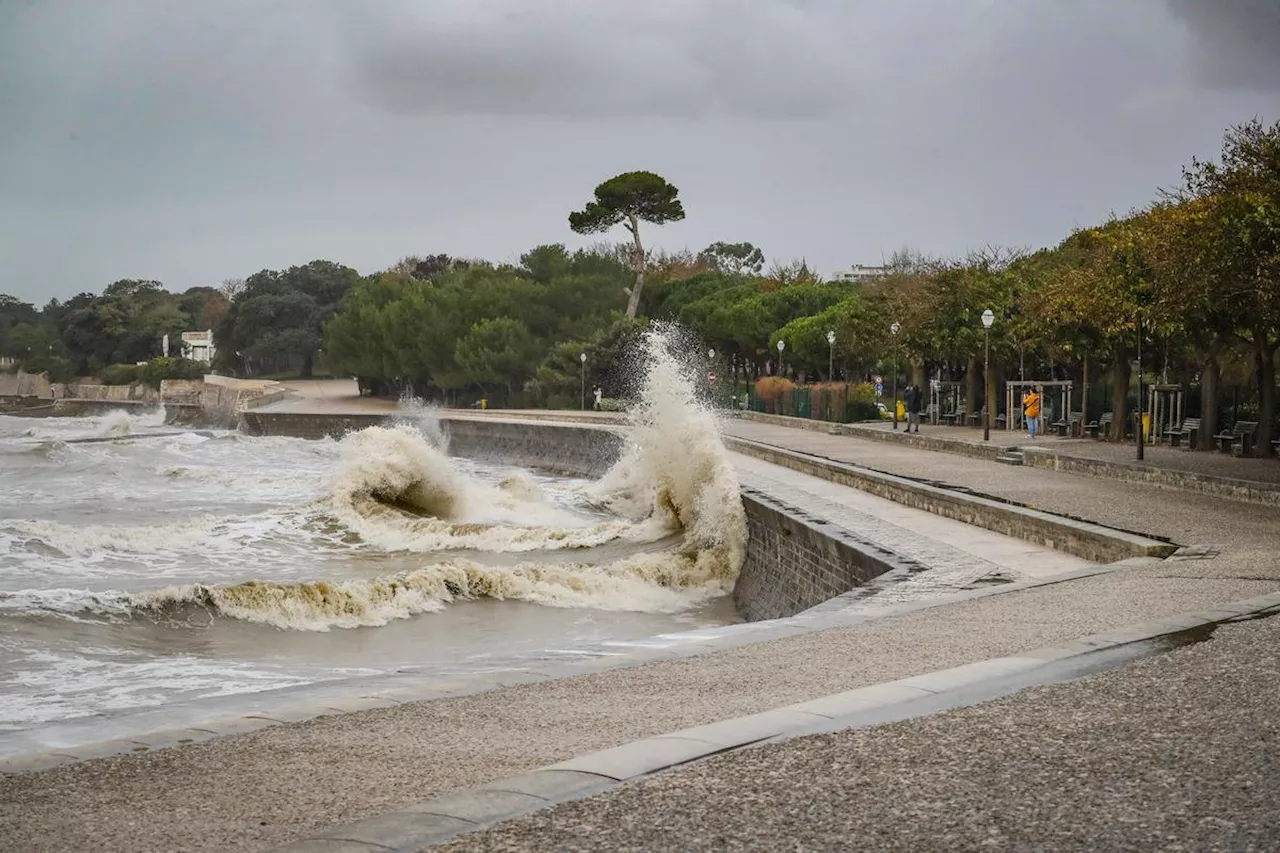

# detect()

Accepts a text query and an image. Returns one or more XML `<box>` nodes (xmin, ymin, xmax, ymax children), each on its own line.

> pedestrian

<box><xmin>593</xmin><ymin>386</ymin><xmax>603</xmax><ymax>412</ymax></box>
<box><xmin>1023</xmin><ymin>387</ymin><xmax>1041</xmax><ymax>438</ymax></box>
<box><xmin>907</xmin><ymin>384</ymin><xmax>923</xmax><ymax>433</ymax></box>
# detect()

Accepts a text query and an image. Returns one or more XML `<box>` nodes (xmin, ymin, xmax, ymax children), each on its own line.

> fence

<box><xmin>747</xmin><ymin>382</ymin><xmax>881</xmax><ymax>424</ymax></box>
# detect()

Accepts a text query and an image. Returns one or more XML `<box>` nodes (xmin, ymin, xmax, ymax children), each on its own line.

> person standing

<box><xmin>1023</xmin><ymin>387</ymin><xmax>1041</xmax><ymax>438</ymax></box>
<box><xmin>593</xmin><ymin>386</ymin><xmax>603</xmax><ymax>412</ymax></box>
<box><xmin>906</xmin><ymin>384</ymin><xmax>923</xmax><ymax>433</ymax></box>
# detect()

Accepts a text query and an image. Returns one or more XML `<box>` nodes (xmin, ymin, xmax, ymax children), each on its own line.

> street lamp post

<box><xmin>981</xmin><ymin>309</ymin><xmax>995</xmax><ymax>442</ymax></box>
<box><xmin>580</xmin><ymin>352</ymin><xmax>587</xmax><ymax>411</ymax></box>
<box><xmin>1134</xmin><ymin>329</ymin><xmax>1144</xmax><ymax>461</ymax></box>
<box><xmin>776</xmin><ymin>339</ymin><xmax>785</xmax><ymax>376</ymax></box>
<box><xmin>890</xmin><ymin>322</ymin><xmax>901</xmax><ymax>430</ymax></box>
<box><xmin>826</xmin><ymin>330</ymin><xmax>836</xmax><ymax>380</ymax></box>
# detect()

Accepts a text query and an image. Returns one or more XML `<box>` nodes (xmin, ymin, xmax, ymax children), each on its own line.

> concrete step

<box><xmin>995</xmin><ymin>450</ymin><xmax>1025</xmax><ymax>466</ymax></box>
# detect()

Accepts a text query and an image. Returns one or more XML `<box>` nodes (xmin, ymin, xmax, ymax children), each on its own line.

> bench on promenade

<box><xmin>1166</xmin><ymin>417</ymin><xmax>1200</xmax><ymax>449</ymax></box>
<box><xmin>1053</xmin><ymin>412</ymin><xmax>1083</xmax><ymax>437</ymax></box>
<box><xmin>1215</xmin><ymin>421</ymin><xmax>1257</xmax><ymax>456</ymax></box>
<box><xmin>1087</xmin><ymin>412</ymin><xmax>1112</xmax><ymax>439</ymax></box>
<box><xmin>941</xmin><ymin>408</ymin><xmax>965</xmax><ymax>426</ymax></box>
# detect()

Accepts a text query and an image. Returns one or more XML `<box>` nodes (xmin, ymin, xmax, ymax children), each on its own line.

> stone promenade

<box><xmin>3</xmin><ymin>397</ymin><xmax>1278</xmax><ymax>853</ymax></box>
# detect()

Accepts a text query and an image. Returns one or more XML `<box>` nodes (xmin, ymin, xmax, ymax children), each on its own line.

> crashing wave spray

<box><xmin>95</xmin><ymin>410</ymin><xmax>134</xmax><ymax>438</ymax></box>
<box><xmin>590</xmin><ymin>324</ymin><xmax>748</xmax><ymax>586</ymax></box>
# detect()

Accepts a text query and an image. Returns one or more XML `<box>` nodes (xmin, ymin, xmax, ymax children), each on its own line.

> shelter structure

<box><xmin>928</xmin><ymin>379</ymin><xmax>965</xmax><ymax>425</ymax></box>
<box><xmin>1147</xmin><ymin>384</ymin><xmax>1184</xmax><ymax>444</ymax></box>
<box><xmin>1004</xmin><ymin>380</ymin><xmax>1072</xmax><ymax>432</ymax></box>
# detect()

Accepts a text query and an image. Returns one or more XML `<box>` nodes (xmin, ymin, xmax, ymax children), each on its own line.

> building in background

<box><xmin>831</xmin><ymin>264</ymin><xmax>889</xmax><ymax>284</ymax></box>
<box><xmin>181</xmin><ymin>330</ymin><xmax>215</xmax><ymax>364</ymax></box>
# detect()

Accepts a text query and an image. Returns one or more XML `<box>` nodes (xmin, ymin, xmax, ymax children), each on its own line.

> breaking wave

<box><xmin>2</xmin><ymin>326</ymin><xmax>747</xmax><ymax>630</ymax></box>
<box><xmin>1</xmin><ymin>550</ymin><xmax>722</xmax><ymax>630</ymax></box>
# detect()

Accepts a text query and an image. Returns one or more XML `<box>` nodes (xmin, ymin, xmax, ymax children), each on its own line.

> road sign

<box><xmin>875</xmin><ymin>382</ymin><xmax>884</xmax><ymax>397</ymax></box>
<box><xmin>708</xmin><ymin>371</ymin><xmax>717</xmax><ymax>384</ymax></box>
<box><xmin>873</xmin><ymin>375</ymin><xmax>882</xmax><ymax>384</ymax></box>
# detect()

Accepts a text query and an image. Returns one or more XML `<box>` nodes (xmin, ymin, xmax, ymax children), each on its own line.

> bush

<box><xmin>98</xmin><ymin>363</ymin><xmax>143</xmax><ymax>386</ymax></box>
<box><xmin>97</xmin><ymin>358</ymin><xmax>205</xmax><ymax>389</ymax></box>
<box><xmin>139</xmin><ymin>357</ymin><xmax>204</xmax><ymax>388</ymax></box>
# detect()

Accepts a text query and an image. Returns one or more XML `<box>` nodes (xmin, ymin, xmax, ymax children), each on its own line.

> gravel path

<box><xmin>436</xmin><ymin>612</ymin><xmax>1280</xmax><ymax>853</ymax></box>
<box><xmin>2</xmin><ymin>573</ymin><xmax>1271</xmax><ymax>853</ymax></box>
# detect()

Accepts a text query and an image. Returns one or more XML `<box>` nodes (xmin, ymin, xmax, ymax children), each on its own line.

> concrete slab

<box><xmin>271</xmin><ymin>839</ymin><xmax>387</xmax><ymax>853</ymax></box>
<box><xmin>315</xmin><ymin>811</ymin><xmax>474</xmax><ymax>850</ymax></box>
<box><xmin>896</xmin><ymin>657</ymin><xmax>1045</xmax><ymax>693</ymax></box>
<box><xmin>399</xmin><ymin>789</ymin><xmax>544</xmax><ymax>821</ymax></box>
<box><xmin>787</xmin><ymin>683</ymin><xmax>935</xmax><ymax>717</ymax></box>
<box><xmin>669</xmin><ymin>710</ymin><xmax>834</xmax><ymax>748</ymax></box>
<box><xmin>480</xmin><ymin>770</ymin><xmax>615</xmax><ymax>802</ymax></box>
<box><xmin>547</xmin><ymin>735</ymin><xmax>724</xmax><ymax>780</ymax></box>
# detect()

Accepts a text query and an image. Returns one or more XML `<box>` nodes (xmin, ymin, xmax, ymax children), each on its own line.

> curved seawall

<box><xmin>240</xmin><ymin>410</ymin><xmax>897</xmax><ymax>621</ymax></box>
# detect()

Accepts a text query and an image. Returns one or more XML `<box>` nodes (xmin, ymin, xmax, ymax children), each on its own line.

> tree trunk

<box><xmin>1109</xmin><ymin>345</ymin><xmax>1129</xmax><ymax>442</ymax></box>
<box><xmin>911</xmin><ymin>360</ymin><xmax>926</xmax><ymax>388</ymax></box>
<box><xmin>624</xmin><ymin>214</ymin><xmax>646</xmax><ymax>318</ymax></box>
<box><xmin>301</xmin><ymin>352</ymin><xmax>314</xmax><ymax>379</ymax></box>
<box><xmin>1200</xmin><ymin>354</ymin><xmax>1220</xmax><ymax>452</ymax></box>
<box><xmin>1254</xmin><ymin>331</ymin><xmax>1277</xmax><ymax>457</ymax></box>
<box><xmin>965</xmin><ymin>357</ymin><xmax>978</xmax><ymax>422</ymax></box>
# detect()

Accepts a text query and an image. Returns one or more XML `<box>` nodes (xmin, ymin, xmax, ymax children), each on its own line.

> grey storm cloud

<box><xmin>1166</xmin><ymin>0</ymin><xmax>1280</xmax><ymax>90</ymax></box>
<box><xmin>343</xmin><ymin>0</ymin><xmax>860</xmax><ymax>118</ymax></box>
<box><xmin>1</xmin><ymin>0</ymin><xmax>1279</xmax><ymax>303</ymax></box>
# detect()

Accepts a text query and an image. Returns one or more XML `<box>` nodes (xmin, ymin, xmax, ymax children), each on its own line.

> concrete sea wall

<box><xmin>238</xmin><ymin>410</ymin><xmax>883</xmax><ymax>621</ymax></box>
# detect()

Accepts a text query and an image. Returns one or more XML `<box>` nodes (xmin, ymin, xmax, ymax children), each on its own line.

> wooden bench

<box><xmin>1087</xmin><ymin>412</ymin><xmax>1112</xmax><ymax>439</ymax></box>
<box><xmin>1166</xmin><ymin>417</ymin><xmax>1200</xmax><ymax>449</ymax></box>
<box><xmin>1214</xmin><ymin>420</ymin><xmax>1257</xmax><ymax>456</ymax></box>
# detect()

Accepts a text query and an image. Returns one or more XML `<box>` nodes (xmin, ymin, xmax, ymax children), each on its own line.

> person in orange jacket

<box><xmin>1023</xmin><ymin>388</ymin><xmax>1041</xmax><ymax>438</ymax></box>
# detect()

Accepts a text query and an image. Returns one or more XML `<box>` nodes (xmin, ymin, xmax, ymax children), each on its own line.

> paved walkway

<box><xmin>723</xmin><ymin>419</ymin><xmax>1280</xmax><ymax>583</ymax></box>
<box><xmin>4</xmin><ymin>399</ymin><xmax>1279</xmax><ymax>852</ymax></box>
<box><xmin>837</xmin><ymin>416</ymin><xmax>1280</xmax><ymax>484</ymax></box>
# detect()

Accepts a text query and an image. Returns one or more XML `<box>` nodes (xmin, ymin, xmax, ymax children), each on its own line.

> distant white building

<box><xmin>181</xmin><ymin>330</ymin><xmax>215</xmax><ymax>364</ymax></box>
<box><xmin>831</xmin><ymin>264</ymin><xmax>890</xmax><ymax>284</ymax></box>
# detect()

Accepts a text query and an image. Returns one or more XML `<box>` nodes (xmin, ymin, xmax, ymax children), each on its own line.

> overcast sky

<box><xmin>2</xmin><ymin>0</ymin><xmax>1279</xmax><ymax>303</ymax></box>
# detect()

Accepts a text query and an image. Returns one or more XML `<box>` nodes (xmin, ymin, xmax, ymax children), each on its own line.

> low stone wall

<box><xmin>0</xmin><ymin>371</ymin><xmax>53</xmax><ymax>399</ymax></box>
<box><xmin>239</xmin><ymin>411</ymin><xmax>390</xmax><ymax>439</ymax></box>
<box><xmin>1020</xmin><ymin>447</ymin><xmax>1280</xmax><ymax>508</ymax></box>
<box><xmin>442</xmin><ymin>417</ymin><xmax>626</xmax><ymax>478</ymax></box>
<box><xmin>738</xmin><ymin>411</ymin><xmax>846</xmax><ymax>433</ymax></box>
<box><xmin>832</xmin><ymin>422</ymin><xmax>1016</xmax><ymax>461</ymax></box>
<box><xmin>735</xmin><ymin>489</ymin><xmax>914</xmax><ymax>621</ymax></box>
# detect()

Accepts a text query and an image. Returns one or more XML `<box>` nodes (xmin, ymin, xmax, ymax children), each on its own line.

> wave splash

<box><xmin>5</xmin><ymin>327</ymin><xmax>746</xmax><ymax>630</ymax></box>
